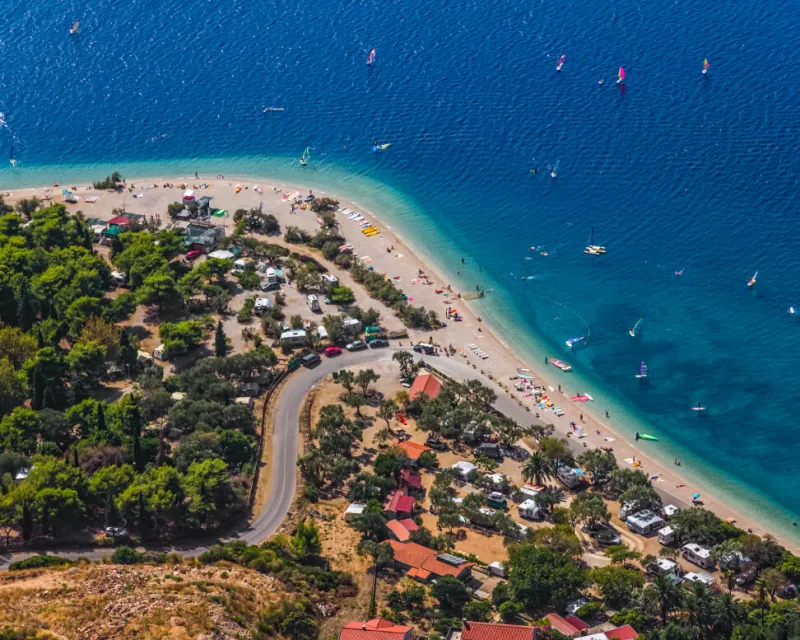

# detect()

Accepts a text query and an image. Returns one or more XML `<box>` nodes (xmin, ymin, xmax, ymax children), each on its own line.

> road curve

<box><xmin>0</xmin><ymin>348</ymin><xmax>537</xmax><ymax>568</ymax></box>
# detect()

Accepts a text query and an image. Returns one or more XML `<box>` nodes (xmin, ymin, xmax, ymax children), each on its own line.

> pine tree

<box><xmin>21</xmin><ymin>501</ymin><xmax>32</xmax><ymax>541</ymax></box>
<box><xmin>16</xmin><ymin>283</ymin><xmax>35</xmax><ymax>330</ymax></box>
<box><xmin>72</xmin><ymin>446</ymin><xmax>79</xmax><ymax>467</ymax></box>
<box><xmin>135</xmin><ymin>492</ymin><xmax>153</xmax><ymax>539</ymax></box>
<box><xmin>119</xmin><ymin>330</ymin><xmax>137</xmax><ymax>374</ymax></box>
<box><xmin>214</xmin><ymin>320</ymin><xmax>228</xmax><ymax>357</ymax></box>
<box><xmin>95</xmin><ymin>403</ymin><xmax>108</xmax><ymax>442</ymax></box>
<box><xmin>131</xmin><ymin>404</ymin><xmax>144</xmax><ymax>472</ymax></box>
<box><xmin>31</xmin><ymin>366</ymin><xmax>44</xmax><ymax>411</ymax></box>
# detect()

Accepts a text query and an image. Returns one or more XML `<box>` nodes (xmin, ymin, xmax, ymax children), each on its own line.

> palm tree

<box><xmin>711</xmin><ymin>592</ymin><xmax>746</xmax><ymax>637</ymax></box>
<box><xmin>521</xmin><ymin>452</ymin><xmax>554</xmax><ymax>486</ymax></box>
<box><xmin>533</xmin><ymin>487</ymin><xmax>565</xmax><ymax>517</ymax></box>
<box><xmin>642</xmin><ymin>574</ymin><xmax>684</xmax><ymax>625</ymax></box>
<box><xmin>754</xmin><ymin>577</ymin><xmax>769</xmax><ymax>625</ymax></box>
<box><xmin>681</xmin><ymin>582</ymin><xmax>714</xmax><ymax>638</ymax></box>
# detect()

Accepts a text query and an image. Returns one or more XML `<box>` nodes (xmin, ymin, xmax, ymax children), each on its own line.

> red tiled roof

<box><xmin>340</xmin><ymin>618</ymin><xmax>412</xmax><ymax>640</ymax></box>
<box><xmin>542</xmin><ymin>613</ymin><xmax>581</xmax><ymax>637</ymax></box>
<box><xmin>387</xmin><ymin>520</ymin><xmax>412</xmax><ymax>542</ymax></box>
<box><xmin>383</xmin><ymin>492</ymin><xmax>414</xmax><ymax>515</ymax></box>
<box><xmin>460</xmin><ymin>621</ymin><xmax>537</xmax><ymax>640</ymax></box>
<box><xmin>386</xmin><ymin>540</ymin><xmax>473</xmax><ymax>579</ymax></box>
<box><xmin>394</xmin><ymin>441</ymin><xmax>431</xmax><ymax>461</ymax></box>
<box><xmin>407</xmin><ymin>567</ymin><xmax>431</xmax><ymax>580</ymax></box>
<box><xmin>397</xmin><ymin>518</ymin><xmax>419</xmax><ymax>532</ymax></box>
<box><xmin>107</xmin><ymin>215</ymin><xmax>131</xmax><ymax>226</ymax></box>
<box><xmin>399</xmin><ymin>469</ymin><xmax>422</xmax><ymax>489</ymax></box>
<box><xmin>409</xmin><ymin>373</ymin><xmax>441</xmax><ymax>400</ymax></box>
<box><xmin>565</xmin><ymin>616</ymin><xmax>590</xmax><ymax>632</ymax></box>
<box><xmin>606</xmin><ymin>626</ymin><xmax>639</xmax><ymax>640</ymax></box>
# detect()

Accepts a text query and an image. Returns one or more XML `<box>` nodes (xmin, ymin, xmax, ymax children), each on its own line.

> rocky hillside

<box><xmin>0</xmin><ymin>561</ymin><xmax>286</xmax><ymax>639</ymax></box>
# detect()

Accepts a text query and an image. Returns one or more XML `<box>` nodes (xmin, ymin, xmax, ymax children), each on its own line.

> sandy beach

<box><xmin>5</xmin><ymin>173</ymin><xmax>796</xmax><ymax>553</ymax></box>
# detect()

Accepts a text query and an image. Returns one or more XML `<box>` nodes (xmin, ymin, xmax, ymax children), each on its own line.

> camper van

<box><xmin>307</xmin><ymin>295</ymin><xmax>320</xmax><ymax>312</ymax></box>
<box><xmin>518</xmin><ymin>499</ymin><xmax>543</xmax><ymax>521</ymax></box>
<box><xmin>682</xmin><ymin>543</ymin><xmax>714</xmax><ymax>569</ymax></box>
<box><xmin>556</xmin><ymin>466</ymin><xmax>582</xmax><ymax>489</ymax></box>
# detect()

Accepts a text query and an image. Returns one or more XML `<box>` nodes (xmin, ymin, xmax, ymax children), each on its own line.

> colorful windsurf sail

<box><xmin>367</xmin><ymin>48</ymin><xmax>376</xmax><ymax>65</ymax></box>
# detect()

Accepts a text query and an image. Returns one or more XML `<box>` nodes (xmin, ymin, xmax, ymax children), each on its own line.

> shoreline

<box><xmin>3</xmin><ymin>169</ymin><xmax>799</xmax><ymax>553</ymax></box>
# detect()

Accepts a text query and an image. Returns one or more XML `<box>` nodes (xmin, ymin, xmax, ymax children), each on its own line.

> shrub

<box><xmin>8</xmin><ymin>555</ymin><xmax>72</xmax><ymax>571</ymax></box>
<box><xmin>111</xmin><ymin>545</ymin><xmax>144</xmax><ymax>565</ymax></box>
<box><xmin>93</xmin><ymin>171</ymin><xmax>123</xmax><ymax>190</ymax></box>
<box><xmin>575</xmin><ymin>601</ymin><xmax>604</xmax><ymax>620</ymax></box>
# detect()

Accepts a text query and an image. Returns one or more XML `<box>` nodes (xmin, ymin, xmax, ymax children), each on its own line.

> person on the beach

<box><xmin>580</xmin><ymin>414</ymin><xmax>583</xmax><ymax>421</ymax></box>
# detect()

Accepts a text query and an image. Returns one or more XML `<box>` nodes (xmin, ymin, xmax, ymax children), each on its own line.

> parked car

<box><xmin>369</xmin><ymin>339</ymin><xmax>389</xmax><ymax>348</ymax></box>
<box><xmin>186</xmin><ymin>249</ymin><xmax>202</xmax><ymax>260</ymax></box>
<box><xmin>324</xmin><ymin>346</ymin><xmax>342</xmax><ymax>357</ymax></box>
<box><xmin>582</xmin><ymin>522</ymin><xmax>621</xmax><ymax>546</ymax></box>
<box><xmin>261</xmin><ymin>281</ymin><xmax>281</xmax><ymax>292</ymax></box>
<box><xmin>346</xmin><ymin>340</ymin><xmax>368</xmax><ymax>352</ymax></box>
<box><xmin>104</xmin><ymin>526</ymin><xmax>128</xmax><ymax>538</ymax></box>
<box><xmin>413</xmin><ymin>343</ymin><xmax>435</xmax><ymax>355</ymax></box>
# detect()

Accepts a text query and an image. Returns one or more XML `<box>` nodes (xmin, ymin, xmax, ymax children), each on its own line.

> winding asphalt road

<box><xmin>0</xmin><ymin>348</ymin><xmax>533</xmax><ymax>569</ymax></box>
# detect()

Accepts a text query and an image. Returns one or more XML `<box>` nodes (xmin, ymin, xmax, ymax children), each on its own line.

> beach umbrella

<box><xmin>692</xmin><ymin>493</ymin><xmax>701</xmax><ymax>500</ymax></box>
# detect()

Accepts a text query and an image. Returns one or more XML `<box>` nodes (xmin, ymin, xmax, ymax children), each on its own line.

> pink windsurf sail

<box><xmin>367</xmin><ymin>48</ymin><xmax>376</xmax><ymax>65</ymax></box>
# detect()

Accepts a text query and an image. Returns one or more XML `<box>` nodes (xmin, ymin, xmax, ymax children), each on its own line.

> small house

<box><xmin>344</xmin><ymin>503</ymin><xmax>366</xmax><ymax>522</ymax></box>
<box><xmin>409</xmin><ymin>373</ymin><xmax>442</xmax><ymax>401</ymax></box>
<box><xmin>387</xmin><ymin>540</ymin><xmax>473</xmax><ymax>582</ymax></box>
<box><xmin>455</xmin><ymin>622</ymin><xmax>537</xmax><ymax>640</ymax></box>
<box><xmin>487</xmin><ymin>562</ymin><xmax>507</xmax><ymax>578</ymax></box>
<box><xmin>384</xmin><ymin>491</ymin><xmax>414</xmax><ymax>519</ymax></box>
<box><xmin>234</xmin><ymin>396</ymin><xmax>255</xmax><ymax>409</ymax></box>
<box><xmin>386</xmin><ymin>518</ymin><xmax>419</xmax><ymax>542</ymax></box>
<box><xmin>399</xmin><ymin>469</ymin><xmax>422</xmax><ymax>492</ymax></box>
<box><xmin>626</xmin><ymin>510</ymin><xmax>666</xmax><ymax>535</ymax></box>
<box><xmin>682</xmin><ymin>543</ymin><xmax>714</xmax><ymax>569</ymax></box>
<box><xmin>339</xmin><ymin>618</ymin><xmax>412</xmax><ymax>640</ymax></box>
<box><xmin>236</xmin><ymin>382</ymin><xmax>261</xmax><ymax>397</ymax></box>
<box><xmin>394</xmin><ymin>441</ymin><xmax>432</xmax><ymax>464</ymax></box>
<box><xmin>185</xmin><ymin>222</ymin><xmax>224</xmax><ymax>253</ymax></box>
<box><xmin>280</xmin><ymin>329</ymin><xmax>307</xmax><ymax>347</ymax></box>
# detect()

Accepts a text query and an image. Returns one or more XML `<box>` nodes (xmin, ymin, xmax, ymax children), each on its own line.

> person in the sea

<box><xmin>544</xmin><ymin>357</ymin><xmax>548</xmax><ymax>364</ymax></box>
<box><xmin>461</xmin><ymin>257</ymin><xmax>465</xmax><ymax>264</ymax></box>
<box><xmin>605</xmin><ymin>410</ymin><xmax>610</xmax><ymax>418</ymax></box>
<box><xmin>635</xmin><ymin>431</ymin><xmax>640</xmax><ymax>441</ymax></box>
<box><xmin>674</xmin><ymin>458</ymin><xmax>681</xmax><ymax>466</ymax></box>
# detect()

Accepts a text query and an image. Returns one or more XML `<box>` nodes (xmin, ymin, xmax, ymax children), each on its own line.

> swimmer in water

<box><xmin>599</xmin><ymin>78</ymin><xmax>604</xmax><ymax>85</ymax></box>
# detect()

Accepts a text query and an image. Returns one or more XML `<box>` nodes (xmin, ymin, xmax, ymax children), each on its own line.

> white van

<box><xmin>307</xmin><ymin>295</ymin><xmax>320</xmax><ymax>312</ymax></box>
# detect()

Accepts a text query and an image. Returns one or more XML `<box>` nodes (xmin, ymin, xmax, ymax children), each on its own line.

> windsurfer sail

<box><xmin>584</xmin><ymin>226</ymin><xmax>606</xmax><ymax>255</ymax></box>
<box><xmin>366</xmin><ymin>48</ymin><xmax>376</xmax><ymax>66</ymax></box>
<box><xmin>557</xmin><ymin>54</ymin><xmax>566</xmax><ymax>72</ymax></box>
<box><xmin>372</xmin><ymin>142</ymin><xmax>391</xmax><ymax>152</ymax></box>
<box><xmin>69</xmin><ymin>20</ymin><xmax>80</xmax><ymax>34</ymax></box>
<box><xmin>629</xmin><ymin>318</ymin><xmax>643</xmax><ymax>337</ymax></box>
<box><xmin>635</xmin><ymin>361</ymin><xmax>648</xmax><ymax>379</ymax></box>
<box><xmin>300</xmin><ymin>147</ymin><xmax>310</xmax><ymax>167</ymax></box>
<box><xmin>565</xmin><ymin>336</ymin><xmax>585</xmax><ymax>350</ymax></box>
<box><xmin>617</xmin><ymin>66</ymin><xmax>626</xmax><ymax>84</ymax></box>
<box><xmin>549</xmin><ymin>160</ymin><xmax>559</xmax><ymax>178</ymax></box>
<box><xmin>702</xmin><ymin>58</ymin><xmax>710</xmax><ymax>74</ymax></box>
<box><xmin>747</xmin><ymin>270</ymin><xmax>758</xmax><ymax>287</ymax></box>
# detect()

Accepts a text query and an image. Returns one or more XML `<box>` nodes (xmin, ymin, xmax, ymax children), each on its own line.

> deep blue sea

<box><xmin>1</xmin><ymin>0</ymin><xmax>800</xmax><ymax>541</ymax></box>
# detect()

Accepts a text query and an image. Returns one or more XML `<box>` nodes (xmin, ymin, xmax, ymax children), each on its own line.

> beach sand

<box><xmin>5</xmin><ymin>174</ymin><xmax>796</xmax><ymax>552</ymax></box>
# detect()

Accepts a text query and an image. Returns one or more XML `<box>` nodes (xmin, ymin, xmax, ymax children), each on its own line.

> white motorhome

<box><xmin>307</xmin><ymin>294</ymin><xmax>320</xmax><ymax>312</ymax></box>
<box><xmin>557</xmin><ymin>466</ymin><xmax>582</xmax><ymax>489</ymax></box>
<box><xmin>626</xmin><ymin>510</ymin><xmax>666</xmax><ymax>535</ymax></box>
<box><xmin>682</xmin><ymin>543</ymin><xmax>714</xmax><ymax>569</ymax></box>
<box><xmin>658</xmin><ymin>525</ymin><xmax>677</xmax><ymax>545</ymax></box>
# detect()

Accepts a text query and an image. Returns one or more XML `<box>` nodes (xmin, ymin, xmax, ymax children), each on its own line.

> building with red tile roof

<box><xmin>399</xmin><ymin>468</ymin><xmax>422</xmax><ymax>490</ymax></box>
<box><xmin>394</xmin><ymin>440</ymin><xmax>432</xmax><ymax>461</ymax></box>
<box><xmin>107</xmin><ymin>215</ymin><xmax>132</xmax><ymax>226</ymax></box>
<box><xmin>386</xmin><ymin>540</ymin><xmax>473</xmax><ymax>581</ymax></box>
<box><xmin>386</xmin><ymin>518</ymin><xmax>420</xmax><ymax>542</ymax></box>
<box><xmin>409</xmin><ymin>373</ymin><xmax>441</xmax><ymax>400</ymax></box>
<box><xmin>542</xmin><ymin>613</ymin><xmax>587</xmax><ymax>637</ymax></box>
<box><xmin>383</xmin><ymin>491</ymin><xmax>415</xmax><ymax>518</ymax></box>
<box><xmin>605</xmin><ymin>626</ymin><xmax>639</xmax><ymax>640</ymax></box>
<box><xmin>456</xmin><ymin>621</ymin><xmax>538</xmax><ymax>640</ymax></box>
<box><xmin>340</xmin><ymin>618</ymin><xmax>413</xmax><ymax>640</ymax></box>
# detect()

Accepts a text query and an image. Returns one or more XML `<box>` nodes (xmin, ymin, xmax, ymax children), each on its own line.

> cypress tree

<box><xmin>95</xmin><ymin>403</ymin><xmax>107</xmax><ymax>442</ymax></box>
<box><xmin>21</xmin><ymin>501</ymin><xmax>32</xmax><ymax>541</ymax></box>
<box><xmin>131</xmin><ymin>404</ymin><xmax>143</xmax><ymax>472</ymax></box>
<box><xmin>214</xmin><ymin>320</ymin><xmax>227</xmax><ymax>357</ymax></box>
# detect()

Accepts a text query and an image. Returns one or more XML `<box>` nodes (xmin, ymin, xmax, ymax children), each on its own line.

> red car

<box><xmin>186</xmin><ymin>249</ymin><xmax>202</xmax><ymax>260</ymax></box>
<box><xmin>324</xmin><ymin>346</ymin><xmax>342</xmax><ymax>357</ymax></box>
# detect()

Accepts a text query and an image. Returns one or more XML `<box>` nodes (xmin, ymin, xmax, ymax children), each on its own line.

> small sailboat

<box><xmin>629</xmin><ymin>318</ymin><xmax>643</xmax><ymax>337</ymax></box>
<box><xmin>634</xmin><ymin>361</ymin><xmax>648</xmax><ymax>379</ymax></box>
<box><xmin>367</xmin><ymin>48</ymin><xmax>376</xmax><ymax>66</ymax></box>
<box><xmin>747</xmin><ymin>270</ymin><xmax>758</xmax><ymax>287</ymax></box>
<box><xmin>372</xmin><ymin>142</ymin><xmax>391</xmax><ymax>151</ymax></box>
<box><xmin>584</xmin><ymin>226</ymin><xmax>606</xmax><ymax>255</ymax></box>
<box><xmin>299</xmin><ymin>147</ymin><xmax>310</xmax><ymax>167</ymax></box>
<box><xmin>617</xmin><ymin>66</ymin><xmax>626</xmax><ymax>84</ymax></box>
<box><xmin>702</xmin><ymin>58</ymin><xmax>710</xmax><ymax>74</ymax></box>
<box><xmin>557</xmin><ymin>54</ymin><xmax>566</xmax><ymax>72</ymax></box>
<box><xmin>691</xmin><ymin>402</ymin><xmax>706</xmax><ymax>412</ymax></box>
<box><xmin>69</xmin><ymin>20</ymin><xmax>80</xmax><ymax>34</ymax></box>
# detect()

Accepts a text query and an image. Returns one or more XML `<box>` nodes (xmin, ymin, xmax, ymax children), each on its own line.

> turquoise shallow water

<box><xmin>1</xmin><ymin>0</ymin><xmax>800</xmax><ymax>543</ymax></box>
